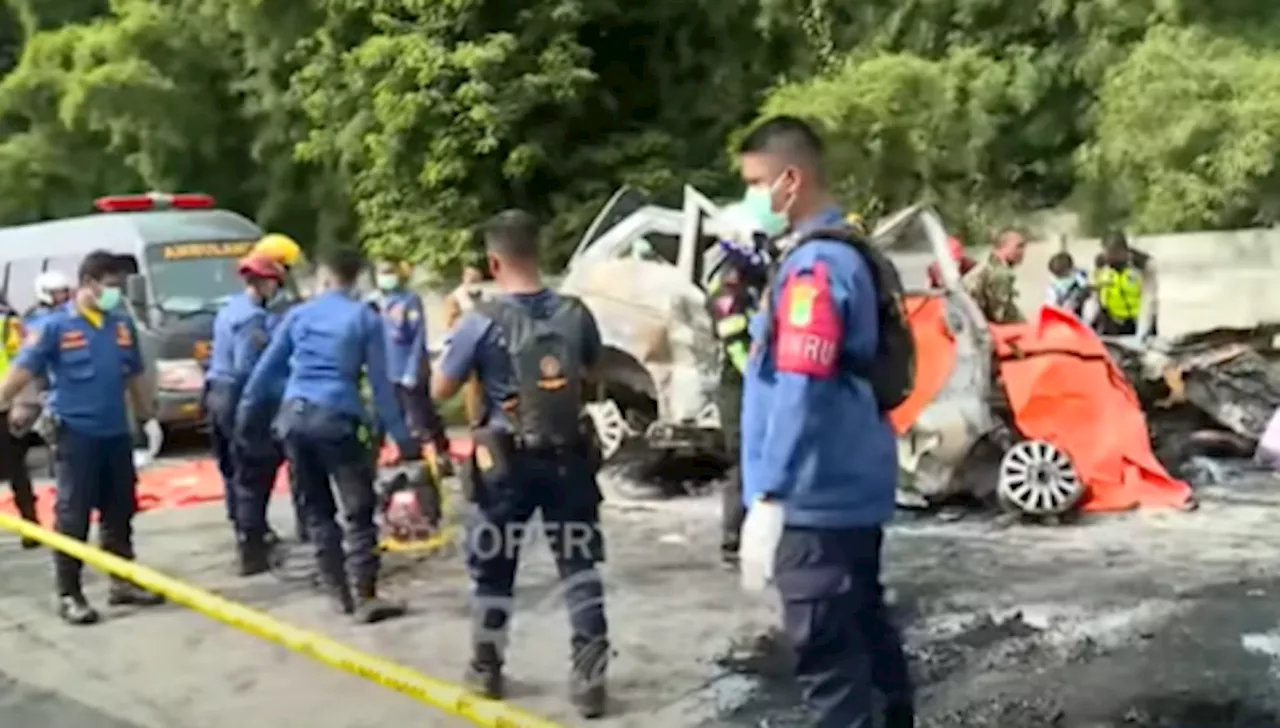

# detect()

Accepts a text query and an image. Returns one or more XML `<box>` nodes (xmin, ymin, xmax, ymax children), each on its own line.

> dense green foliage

<box><xmin>0</xmin><ymin>0</ymin><xmax>1276</xmax><ymax>269</ymax></box>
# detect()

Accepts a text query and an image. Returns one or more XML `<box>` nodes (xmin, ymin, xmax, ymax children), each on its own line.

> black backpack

<box><xmin>770</xmin><ymin>227</ymin><xmax>916</xmax><ymax>412</ymax></box>
<box><xmin>477</xmin><ymin>294</ymin><xmax>591</xmax><ymax>446</ymax></box>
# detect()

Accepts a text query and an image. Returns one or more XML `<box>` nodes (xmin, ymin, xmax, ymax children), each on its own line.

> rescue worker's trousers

<box><xmin>1095</xmin><ymin>312</ymin><xmax>1157</xmax><ymax>338</ymax></box>
<box><xmin>466</xmin><ymin>450</ymin><xmax>608</xmax><ymax>672</ymax></box>
<box><xmin>233</xmin><ymin>438</ymin><xmax>286</xmax><ymax>540</ymax></box>
<box><xmin>278</xmin><ymin>401</ymin><xmax>380</xmax><ymax>589</ymax></box>
<box><xmin>775</xmin><ymin>526</ymin><xmax>913</xmax><ymax>728</ymax></box>
<box><xmin>394</xmin><ymin>383</ymin><xmax>450</xmax><ymax>454</ymax></box>
<box><xmin>0</xmin><ymin>424</ymin><xmax>36</xmax><ymax>526</ymax></box>
<box><xmin>52</xmin><ymin>428</ymin><xmax>137</xmax><ymax>597</ymax></box>
<box><xmin>205</xmin><ymin>382</ymin><xmax>238</xmax><ymax>525</ymax></box>
<box><xmin>718</xmin><ymin>376</ymin><xmax>745</xmax><ymax>557</ymax></box>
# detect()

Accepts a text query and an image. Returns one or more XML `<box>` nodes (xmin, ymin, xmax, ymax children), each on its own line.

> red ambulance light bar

<box><xmin>94</xmin><ymin>192</ymin><xmax>216</xmax><ymax>213</ymax></box>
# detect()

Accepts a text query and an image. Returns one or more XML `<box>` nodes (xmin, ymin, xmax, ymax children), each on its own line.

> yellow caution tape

<box><xmin>0</xmin><ymin>512</ymin><xmax>562</xmax><ymax>728</ymax></box>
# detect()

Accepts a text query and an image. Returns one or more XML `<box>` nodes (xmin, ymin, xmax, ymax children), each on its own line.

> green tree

<box><xmin>1078</xmin><ymin>25</ymin><xmax>1280</xmax><ymax>232</ymax></box>
<box><xmin>753</xmin><ymin>48</ymin><xmax>1040</xmax><ymax>240</ymax></box>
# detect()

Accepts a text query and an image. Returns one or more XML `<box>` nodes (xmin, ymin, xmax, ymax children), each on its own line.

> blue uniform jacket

<box><xmin>238</xmin><ymin>289</ymin><xmax>412</xmax><ymax>445</ymax></box>
<box><xmin>741</xmin><ymin>208</ymin><xmax>898</xmax><ymax>528</ymax></box>
<box><xmin>15</xmin><ymin>302</ymin><xmax>143</xmax><ymax>438</ymax></box>
<box><xmin>377</xmin><ymin>289</ymin><xmax>427</xmax><ymax>386</ymax></box>
<box><xmin>206</xmin><ymin>292</ymin><xmax>279</xmax><ymax>395</ymax></box>
<box><xmin>439</xmin><ymin>289</ymin><xmax>601</xmax><ymax>431</ymax></box>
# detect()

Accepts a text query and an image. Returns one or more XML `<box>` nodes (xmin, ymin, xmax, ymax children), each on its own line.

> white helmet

<box><xmin>35</xmin><ymin>270</ymin><xmax>71</xmax><ymax>305</ymax></box>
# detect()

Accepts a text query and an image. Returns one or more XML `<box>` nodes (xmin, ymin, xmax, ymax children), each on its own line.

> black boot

<box><xmin>353</xmin><ymin>580</ymin><xmax>406</xmax><ymax>624</ymax></box>
<box><xmin>464</xmin><ymin>643</ymin><xmax>504</xmax><ymax>699</ymax></box>
<box><xmin>570</xmin><ymin>642</ymin><xmax>609</xmax><ymax>719</ymax></box>
<box><xmin>237</xmin><ymin>534</ymin><xmax>271</xmax><ymax>577</ymax></box>
<box><xmin>107</xmin><ymin>579</ymin><xmax>165</xmax><ymax>607</ymax></box>
<box><xmin>57</xmin><ymin>594</ymin><xmax>100</xmax><ymax>625</ymax></box>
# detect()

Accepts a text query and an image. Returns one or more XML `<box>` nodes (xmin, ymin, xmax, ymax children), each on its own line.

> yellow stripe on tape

<box><xmin>0</xmin><ymin>512</ymin><xmax>562</xmax><ymax>728</ymax></box>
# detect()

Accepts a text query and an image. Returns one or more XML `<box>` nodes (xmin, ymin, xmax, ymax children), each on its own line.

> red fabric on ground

<box><xmin>0</xmin><ymin>439</ymin><xmax>473</xmax><ymax>522</ymax></box>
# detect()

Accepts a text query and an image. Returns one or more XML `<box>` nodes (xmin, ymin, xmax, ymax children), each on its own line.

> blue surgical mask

<box><xmin>742</xmin><ymin>178</ymin><xmax>789</xmax><ymax>238</ymax></box>
<box><xmin>375</xmin><ymin>273</ymin><xmax>399</xmax><ymax>291</ymax></box>
<box><xmin>96</xmin><ymin>286</ymin><xmax>121</xmax><ymax>311</ymax></box>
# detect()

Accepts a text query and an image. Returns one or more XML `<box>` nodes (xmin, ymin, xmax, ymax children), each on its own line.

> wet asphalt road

<box><xmin>6</xmin><ymin>444</ymin><xmax>1280</xmax><ymax>727</ymax></box>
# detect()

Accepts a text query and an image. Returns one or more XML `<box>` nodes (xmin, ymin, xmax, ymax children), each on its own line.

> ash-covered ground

<box><xmin>3</xmin><ymin>460</ymin><xmax>1280</xmax><ymax>728</ymax></box>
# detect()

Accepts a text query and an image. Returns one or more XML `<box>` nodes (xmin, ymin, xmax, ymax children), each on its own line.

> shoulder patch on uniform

<box><xmin>115</xmin><ymin>321</ymin><xmax>133</xmax><ymax>347</ymax></box>
<box><xmin>23</xmin><ymin>328</ymin><xmax>40</xmax><ymax>348</ymax></box>
<box><xmin>774</xmin><ymin>265</ymin><xmax>840</xmax><ymax>378</ymax></box>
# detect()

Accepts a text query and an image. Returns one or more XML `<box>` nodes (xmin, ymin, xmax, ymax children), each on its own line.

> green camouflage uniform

<box><xmin>964</xmin><ymin>252</ymin><xmax>1024</xmax><ymax>324</ymax></box>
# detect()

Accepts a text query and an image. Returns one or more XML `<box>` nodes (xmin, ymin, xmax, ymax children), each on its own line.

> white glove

<box><xmin>132</xmin><ymin>449</ymin><xmax>154</xmax><ymax>469</ymax></box>
<box><xmin>739</xmin><ymin>497</ymin><xmax>785</xmax><ymax>592</ymax></box>
<box><xmin>143</xmin><ymin>418</ymin><xmax>164</xmax><ymax>458</ymax></box>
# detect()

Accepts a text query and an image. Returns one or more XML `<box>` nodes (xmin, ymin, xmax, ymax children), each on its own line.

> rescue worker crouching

<box><xmin>372</xmin><ymin>258</ymin><xmax>454</xmax><ymax>475</ymax></box>
<box><xmin>0</xmin><ymin>290</ymin><xmax>36</xmax><ymax>548</ymax></box>
<box><xmin>1091</xmin><ymin>230</ymin><xmax>1158</xmax><ymax>340</ymax></box>
<box><xmin>205</xmin><ymin>254</ymin><xmax>291</xmax><ymax>575</ymax></box>
<box><xmin>237</xmin><ymin>247</ymin><xmax>419</xmax><ymax>624</ymax></box>
<box><xmin>735</xmin><ymin>117</ymin><xmax>914</xmax><ymax>728</ymax></box>
<box><xmin>0</xmin><ymin>251</ymin><xmax>166</xmax><ymax>625</ymax></box>
<box><xmin>432</xmin><ymin>210</ymin><xmax>610</xmax><ymax>719</ymax></box>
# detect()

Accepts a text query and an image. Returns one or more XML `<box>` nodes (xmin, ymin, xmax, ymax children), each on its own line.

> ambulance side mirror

<box><xmin>125</xmin><ymin>273</ymin><xmax>148</xmax><ymax>312</ymax></box>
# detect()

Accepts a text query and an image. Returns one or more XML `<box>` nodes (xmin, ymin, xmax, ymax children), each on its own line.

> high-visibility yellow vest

<box><xmin>0</xmin><ymin>313</ymin><xmax>22</xmax><ymax>377</ymax></box>
<box><xmin>1094</xmin><ymin>266</ymin><xmax>1143</xmax><ymax>322</ymax></box>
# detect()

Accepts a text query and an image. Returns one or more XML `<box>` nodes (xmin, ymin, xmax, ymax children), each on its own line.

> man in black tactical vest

<box><xmin>432</xmin><ymin>210</ymin><xmax>610</xmax><ymax>719</ymax></box>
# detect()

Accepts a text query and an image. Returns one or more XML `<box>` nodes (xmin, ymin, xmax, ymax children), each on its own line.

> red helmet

<box><xmin>237</xmin><ymin>254</ymin><xmax>286</xmax><ymax>281</ymax></box>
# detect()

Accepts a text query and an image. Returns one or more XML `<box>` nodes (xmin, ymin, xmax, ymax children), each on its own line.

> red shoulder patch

<box><xmin>774</xmin><ymin>264</ymin><xmax>840</xmax><ymax>377</ymax></box>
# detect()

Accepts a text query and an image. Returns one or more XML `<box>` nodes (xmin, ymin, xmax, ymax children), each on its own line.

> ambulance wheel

<box><xmin>997</xmin><ymin>440</ymin><xmax>1083</xmax><ymax>517</ymax></box>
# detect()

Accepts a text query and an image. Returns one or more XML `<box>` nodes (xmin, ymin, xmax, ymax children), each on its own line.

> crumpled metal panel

<box><xmin>560</xmin><ymin>258</ymin><xmax>720</xmax><ymax>423</ymax></box>
<box><xmin>897</xmin><ymin>293</ymin><xmax>997</xmax><ymax>502</ymax></box>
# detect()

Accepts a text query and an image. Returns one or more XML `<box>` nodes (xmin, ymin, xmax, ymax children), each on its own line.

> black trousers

<box><xmin>278</xmin><ymin>401</ymin><xmax>380</xmax><ymax>590</ymax></box>
<box><xmin>775</xmin><ymin>526</ymin><xmax>913</xmax><ymax>728</ymax></box>
<box><xmin>52</xmin><ymin>428</ymin><xmax>137</xmax><ymax>596</ymax></box>
<box><xmin>1</xmin><ymin>427</ymin><xmax>36</xmax><ymax>525</ymax></box>
<box><xmin>718</xmin><ymin>377</ymin><xmax>745</xmax><ymax>555</ymax></box>
<box><xmin>466</xmin><ymin>450</ymin><xmax>607</xmax><ymax>672</ymax></box>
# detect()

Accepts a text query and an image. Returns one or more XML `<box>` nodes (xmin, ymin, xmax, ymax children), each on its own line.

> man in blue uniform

<box><xmin>238</xmin><ymin>247</ymin><xmax>417</xmax><ymax>624</ymax></box>
<box><xmin>0</xmin><ymin>251</ymin><xmax>165</xmax><ymax>624</ymax></box>
<box><xmin>205</xmin><ymin>254</ymin><xmax>291</xmax><ymax>575</ymax></box>
<box><xmin>433</xmin><ymin>210</ymin><xmax>609</xmax><ymax>719</ymax></box>
<box><xmin>737</xmin><ymin>117</ymin><xmax>914</xmax><ymax>728</ymax></box>
<box><xmin>372</xmin><ymin>258</ymin><xmax>452</xmax><ymax>471</ymax></box>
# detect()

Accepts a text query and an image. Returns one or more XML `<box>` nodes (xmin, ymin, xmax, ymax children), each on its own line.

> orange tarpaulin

<box><xmin>891</xmin><ymin>298</ymin><xmax>1192</xmax><ymax>512</ymax></box>
<box><xmin>992</xmin><ymin>307</ymin><xmax>1192</xmax><ymax>511</ymax></box>
<box><xmin>0</xmin><ymin>439</ymin><xmax>473</xmax><ymax>523</ymax></box>
<box><xmin>889</xmin><ymin>296</ymin><xmax>955</xmax><ymax>434</ymax></box>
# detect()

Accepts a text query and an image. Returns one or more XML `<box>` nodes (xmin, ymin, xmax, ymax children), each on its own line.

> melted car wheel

<box><xmin>997</xmin><ymin>440</ymin><xmax>1084</xmax><ymax>516</ymax></box>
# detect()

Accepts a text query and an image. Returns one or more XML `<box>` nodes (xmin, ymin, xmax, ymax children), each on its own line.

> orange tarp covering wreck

<box><xmin>891</xmin><ymin>296</ymin><xmax>1193</xmax><ymax>512</ymax></box>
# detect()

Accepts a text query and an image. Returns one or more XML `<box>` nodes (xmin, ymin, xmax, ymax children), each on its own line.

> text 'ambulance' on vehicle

<box><xmin>0</xmin><ymin>192</ymin><xmax>299</xmax><ymax>430</ymax></box>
